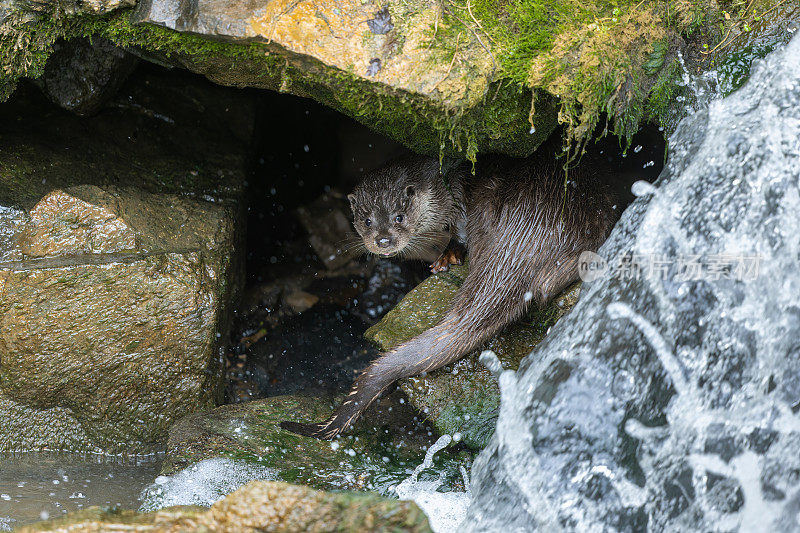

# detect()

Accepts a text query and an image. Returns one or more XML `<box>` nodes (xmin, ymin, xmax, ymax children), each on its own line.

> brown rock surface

<box><xmin>18</xmin><ymin>481</ymin><xmax>433</xmax><ymax>533</ymax></box>
<box><xmin>0</xmin><ymin>70</ymin><xmax>251</xmax><ymax>454</ymax></box>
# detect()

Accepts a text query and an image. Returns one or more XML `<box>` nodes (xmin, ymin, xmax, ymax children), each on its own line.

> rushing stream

<box><xmin>464</xmin><ymin>32</ymin><xmax>800</xmax><ymax>531</ymax></box>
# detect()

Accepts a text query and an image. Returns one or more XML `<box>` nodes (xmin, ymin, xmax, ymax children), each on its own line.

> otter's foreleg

<box><xmin>429</xmin><ymin>240</ymin><xmax>466</xmax><ymax>273</ymax></box>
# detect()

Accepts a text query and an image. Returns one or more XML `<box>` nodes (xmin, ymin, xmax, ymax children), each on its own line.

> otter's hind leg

<box><xmin>528</xmin><ymin>252</ymin><xmax>582</xmax><ymax>306</ymax></box>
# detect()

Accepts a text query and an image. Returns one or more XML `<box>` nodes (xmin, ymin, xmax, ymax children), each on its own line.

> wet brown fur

<box><xmin>346</xmin><ymin>155</ymin><xmax>467</xmax><ymax>262</ymax></box>
<box><xmin>280</xmin><ymin>154</ymin><xmax>620</xmax><ymax>439</ymax></box>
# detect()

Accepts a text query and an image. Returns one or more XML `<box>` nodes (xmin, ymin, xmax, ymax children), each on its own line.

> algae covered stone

<box><xmin>366</xmin><ymin>265</ymin><xmax>581</xmax><ymax>449</ymax></box>
<box><xmin>159</xmin><ymin>393</ymin><xmax>466</xmax><ymax>494</ymax></box>
<box><xmin>1</xmin><ymin>0</ymin><xmax>557</xmax><ymax>158</ymax></box>
<box><xmin>19</xmin><ymin>481</ymin><xmax>433</xmax><ymax>533</ymax></box>
<box><xmin>0</xmin><ymin>70</ymin><xmax>250</xmax><ymax>454</ymax></box>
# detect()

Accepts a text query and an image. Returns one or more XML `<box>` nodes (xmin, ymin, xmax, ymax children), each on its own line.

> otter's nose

<box><xmin>375</xmin><ymin>236</ymin><xmax>393</xmax><ymax>249</ymax></box>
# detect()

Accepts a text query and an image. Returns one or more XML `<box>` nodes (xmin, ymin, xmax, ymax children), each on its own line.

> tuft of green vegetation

<box><xmin>421</xmin><ymin>0</ymin><xmax>785</xmax><ymax>154</ymax></box>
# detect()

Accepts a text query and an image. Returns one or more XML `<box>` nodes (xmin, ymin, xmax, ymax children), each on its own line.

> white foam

<box><xmin>139</xmin><ymin>458</ymin><xmax>276</xmax><ymax>511</ymax></box>
<box><xmin>395</xmin><ymin>435</ymin><xmax>471</xmax><ymax>533</ymax></box>
<box><xmin>464</xmin><ymin>33</ymin><xmax>800</xmax><ymax>532</ymax></box>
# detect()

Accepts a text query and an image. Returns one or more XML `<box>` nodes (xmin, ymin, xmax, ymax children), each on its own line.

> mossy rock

<box><xmin>0</xmin><ymin>0</ymin><xmax>557</xmax><ymax>159</ymax></box>
<box><xmin>18</xmin><ymin>481</ymin><xmax>433</xmax><ymax>533</ymax></box>
<box><xmin>365</xmin><ymin>265</ymin><xmax>581</xmax><ymax>449</ymax></box>
<box><xmin>5</xmin><ymin>0</ymin><xmax>797</xmax><ymax>159</ymax></box>
<box><xmin>160</xmin><ymin>393</ymin><xmax>470</xmax><ymax>494</ymax></box>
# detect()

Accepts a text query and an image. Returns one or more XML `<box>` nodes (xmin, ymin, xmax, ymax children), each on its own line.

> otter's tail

<box><xmin>277</xmin><ymin>310</ymin><xmax>513</xmax><ymax>439</ymax></box>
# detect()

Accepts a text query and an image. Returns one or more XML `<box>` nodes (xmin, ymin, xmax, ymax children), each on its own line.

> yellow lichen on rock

<box><xmin>248</xmin><ymin>0</ymin><xmax>492</xmax><ymax>108</ymax></box>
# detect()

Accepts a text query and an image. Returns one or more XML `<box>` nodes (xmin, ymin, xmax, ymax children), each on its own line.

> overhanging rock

<box><xmin>126</xmin><ymin>0</ymin><xmax>557</xmax><ymax>157</ymax></box>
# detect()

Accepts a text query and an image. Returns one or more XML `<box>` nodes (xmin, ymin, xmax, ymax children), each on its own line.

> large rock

<box><xmin>465</xmin><ymin>34</ymin><xmax>800</xmax><ymax>531</ymax></box>
<box><xmin>19</xmin><ymin>480</ymin><xmax>433</xmax><ymax>533</ymax></box>
<box><xmin>0</xmin><ymin>70</ymin><xmax>251</xmax><ymax>454</ymax></box>
<box><xmin>126</xmin><ymin>0</ymin><xmax>557</xmax><ymax>157</ymax></box>
<box><xmin>4</xmin><ymin>0</ymin><xmax>800</xmax><ymax>163</ymax></box>
<box><xmin>4</xmin><ymin>0</ymin><xmax>798</xmax><ymax>158</ymax></box>
<box><xmin>366</xmin><ymin>264</ymin><xmax>581</xmax><ymax>449</ymax></box>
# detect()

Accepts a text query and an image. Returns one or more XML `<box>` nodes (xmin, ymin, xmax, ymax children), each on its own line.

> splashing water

<box><xmin>465</xmin><ymin>33</ymin><xmax>800</xmax><ymax>531</ymax></box>
<box><xmin>139</xmin><ymin>458</ymin><xmax>276</xmax><ymax>511</ymax></box>
<box><xmin>395</xmin><ymin>435</ymin><xmax>471</xmax><ymax>533</ymax></box>
<box><xmin>675</xmin><ymin>50</ymin><xmax>723</xmax><ymax>114</ymax></box>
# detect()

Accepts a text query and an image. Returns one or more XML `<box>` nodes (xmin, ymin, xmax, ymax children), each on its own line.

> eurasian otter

<box><xmin>280</xmin><ymin>154</ymin><xmax>621</xmax><ymax>439</ymax></box>
<box><xmin>345</xmin><ymin>155</ymin><xmax>470</xmax><ymax>272</ymax></box>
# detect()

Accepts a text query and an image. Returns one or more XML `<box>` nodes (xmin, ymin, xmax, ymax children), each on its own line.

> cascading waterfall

<box><xmin>464</xmin><ymin>32</ymin><xmax>800</xmax><ymax>532</ymax></box>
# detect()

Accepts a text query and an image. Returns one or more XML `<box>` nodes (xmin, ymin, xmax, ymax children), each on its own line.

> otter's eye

<box><xmin>394</xmin><ymin>214</ymin><xmax>404</xmax><ymax>224</ymax></box>
<box><xmin>364</xmin><ymin>218</ymin><xmax>372</xmax><ymax>227</ymax></box>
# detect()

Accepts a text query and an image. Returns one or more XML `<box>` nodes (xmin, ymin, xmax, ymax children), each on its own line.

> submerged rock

<box><xmin>0</xmin><ymin>70</ymin><xmax>251</xmax><ymax>454</ymax></box>
<box><xmin>19</xmin><ymin>480</ymin><xmax>433</xmax><ymax>533</ymax></box>
<box><xmin>465</xmin><ymin>33</ymin><xmax>800</xmax><ymax>531</ymax></box>
<box><xmin>366</xmin><ymin>264</ymin><xmax>581</xmax><ymax>449</ymax></box>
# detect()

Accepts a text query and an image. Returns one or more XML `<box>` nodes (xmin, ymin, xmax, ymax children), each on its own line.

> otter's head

<box><xmin>347</xmin><ymin>162</ymin><xmax>431</xmax><ymax>257</ymax></box>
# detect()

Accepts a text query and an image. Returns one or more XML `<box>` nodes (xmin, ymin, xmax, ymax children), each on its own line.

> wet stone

<box><xmin>37</xmin><ymin>37</ymin><xmax>138</xmax><ymax>116</ymax></box>
<box><xmin>282</xmin><ymin>289</ymin><xmax>319</xmax><ymax>313</ymax></box>
<box><xmin>159</xmin><ymin>393</ymin><xmax>466</xmax><ymax>495</ymax></box>
<box><xmin>19</xmin><ymin>479</ymin><xmax>433</xmax><ymax>533</ymax></box>
<box><xmin>0</xmin><ymin>69</ymin><xmax>252</xmax><ymax>454</ymax></box>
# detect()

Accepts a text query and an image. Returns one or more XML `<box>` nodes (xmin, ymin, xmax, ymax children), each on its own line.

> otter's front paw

<box><xmin>430</xmin><ymin>244</ymin><xmax>465</xmax><ymax>273</ymax></box>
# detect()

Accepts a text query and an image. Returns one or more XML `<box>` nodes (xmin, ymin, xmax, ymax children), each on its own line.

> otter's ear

<box><xmin>347</xmin><ymin>193</ymin><xmax>357</xmax><ymax>212</ymax></box>
<box><xmin>405</xmin><ymin>185</ymin><xmax>415</xmax><ymax>198</ymax></box>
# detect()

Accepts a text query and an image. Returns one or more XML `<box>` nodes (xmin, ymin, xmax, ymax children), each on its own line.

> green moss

<box><xmin>161</xmin><ymin>396</ymin><xmax>469</xmax><ymax>494</ymax></box>
<box><xmin>644</xmin><ymin>59</ymin><xmax>685</xmax><ymax>132</ymax></box>
<box><xmin>422</xmin><ymin>0</ymin><xmax>784</xmax><ymax>149</ymax></box>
